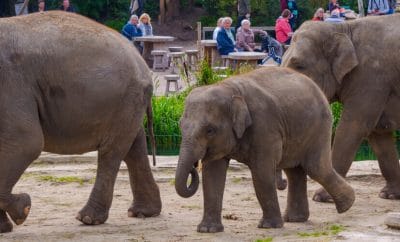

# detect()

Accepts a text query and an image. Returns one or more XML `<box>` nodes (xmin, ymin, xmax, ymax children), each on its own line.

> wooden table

<box><xmin>134</xmin><ymin>35</ymin><xmax>175</xmax><ymax>66</ymax></box>
<box><xmin>228</xmin><ymin>52</ymin><xmax>267</xmax><ymax>69</ymax></box>
<box><xmin>200</xmin><ymin>40</ymin><xmax>218</xmax><ymax>66</ymax></box>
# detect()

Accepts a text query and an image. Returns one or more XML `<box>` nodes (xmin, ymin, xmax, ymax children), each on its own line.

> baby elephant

<box><xmin>175</xmin><ymin>67</ymin><xmax>355</xmax><ymax>232</ymax></box>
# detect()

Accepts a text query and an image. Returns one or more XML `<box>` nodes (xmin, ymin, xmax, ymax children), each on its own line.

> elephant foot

<box><xmin>197</xmin><ymin>221</ymin><xmax>224</xmax><ymax>233</ymax></box>
<box><xmin>0</xmin><ymin>212</ymin><xmax>13</xmax><ymax>233</ymax></box>
<box><xmin>257</xmin><ymin>217</ymin><xmax>283</xmax><ymax>229</ymax></box>
<box><xmin>76</xmin><ymin>204</ymin><xmax>108</xmax><ymax>225</ymax></box>
<box><xmin>276</xmin><ymin>178</ymin><xmax>288</xmax><ymax>191</ymax></box>
<box><xmin>312</xmin><ymin>188</ymin><xmax>334</xmax><ymax>203</ymax></box>
<box><xmin>379</xmin><ymin>184</ymin><xmax>400</xmax><ymax>200</ymax></box>
<box><xmin>127</xmin><ymin>201</ymin><xmax>161</xmax><ymax>218</ymax></box>
<box><xmin>283</xmin><ymin>211</ymin><xmax>309</xmax><ymax>223</ymax></box>
<box><xmin>5</xmin><ymin>193</ymin><xmax>31</xmax><ymax>225</ymax></box>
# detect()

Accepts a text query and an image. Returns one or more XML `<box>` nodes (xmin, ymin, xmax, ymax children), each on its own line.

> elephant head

<box><xmin>175</xmin><ymin>85</ymin><xmax>252</xmax><ymax>198</ymax></box>
<box><xmin>282</xmin><ymin>22</ymin><xmax>359</xmax><ymax>101</ymax></box>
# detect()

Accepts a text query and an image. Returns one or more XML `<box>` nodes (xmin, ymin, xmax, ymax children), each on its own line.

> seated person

<box><xmin>60</xmin><ymin>0</ymin><xmax>76</xmax><ymax>12</ymax></box>
<box><xmin>216</xmin><ymin>17</ymin><xmax>237</xmax><ymax>55</ymax></box>
<box><xmin>121</xmin><ymin>15</ymin><xmax>143</xmax><ymax>53</ymax></box>
<box><xmin>312</xmin><ymin>8</ymin><xmax>325</xmax><ymax>21</ymax></box>
<box><xmin>388</xmin><ymin>0</ymin><xmax>397</xmax><ymax>14</ymax></box>
<box><xmin>275</xmin><ymin>9</ymin><xmax>293</xmax><ymax>45</ymax></box>
<box><xmin>213</xmin><ymin>18</ymin><xmax>224</xmax><ymax>40</ymax></box>
<box><xmin>236</xmin><ymin>19</ymin><xmax>267</xmax><ymax>52</ymax></box>
<box><xmin>139</xmin><ymin>13</ymin><xmax>153</xmax><ymax>36</ymax></box>
<box><xmin>325</xmin><ymin>9</ymin><xmax>344</xmax><ymax>23</ymax></box>
<box><xmin>368</xmin><ymin>0</ymin><xmax>390</xmax><ymax>15</ymax></box>
<box><xmin>328</xmin><ymin>0</ymin><xmax>345</xmax><ymax>16</ymax></box>
<box><xmin>38</xmin><ymin>0</ymin><xmax>46</xmax><ymax>12</ymax></box>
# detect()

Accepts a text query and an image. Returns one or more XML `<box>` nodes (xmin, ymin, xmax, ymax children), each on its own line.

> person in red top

<box><xmin>312</xmin><ymin>8</ymin><xmax>325</xmax><ymax>21</ymax></box>
<box><xmin>275</xmin><ymin>9</ymin><xmax>293</xmax><ymax>45</ymax></box>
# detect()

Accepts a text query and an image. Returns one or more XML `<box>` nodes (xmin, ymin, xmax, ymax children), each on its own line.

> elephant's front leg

<box><xmin>369</xmin><ymin>131</ymin><xmax>400</xmax><ymax>199</ymax></box>
<box><xmin>197</xmin><ymin>158</ymin><xmax>229</xmax><ymax>233</ymax></box>
<box><xmin>76</xmin><ymin>151</ymin><xmax>122</xmax><ymax>225</ymax></box>
<box><xmin>250</xmin><ymin>161</ymin><xmax>283</xmax><ymax>228</ymax></box>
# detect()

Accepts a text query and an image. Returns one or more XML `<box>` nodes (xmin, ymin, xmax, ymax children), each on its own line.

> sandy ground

<box><xmin>1</xmin><ymin>154</ymin><xmax>400</xmax><ymax>242</ymax></box>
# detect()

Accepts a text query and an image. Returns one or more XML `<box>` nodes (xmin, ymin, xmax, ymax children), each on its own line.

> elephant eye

<box><xmin>206</xmin><ymin>126</ymin><xmax>216</xmax><ymax>137</ymax></box>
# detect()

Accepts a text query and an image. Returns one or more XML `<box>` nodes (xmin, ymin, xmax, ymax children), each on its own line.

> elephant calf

<box><xmin>0</xmin><ymin>12</ymin><xmax>161</xmax><ymax>233</ymax></box>
<box><xmin>175</xmin><ymin>67</ymin><xmax>355</xmax><ymax>232</ymax></box>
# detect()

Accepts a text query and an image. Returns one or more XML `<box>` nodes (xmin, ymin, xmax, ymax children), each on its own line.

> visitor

<box><xmin>121</xmin><ymin>15</ymin><xmax>143</xmax><ymax>53</ymax></box>
<box><xmin>328</xmin><ymin>0</ymin><xmax>340</xmax><ymax>12</ymax></box>
<box><xmin>60</xmin><ymin>0</ymin><xmax>76</xmax><ymax>12</ymax></box>
<box><xmin>287</xmin><ymin>0</ymin><xmax>298</xmax><ymax>30</ymax></box>
<box><xmin>312</xmin><ymin>8</ymin><xmax>325</xmax><ymax>21</ymax></box>
<box><xmin>367</xmin><ymin>0</ymin><xmax>390</xmax><ymax>15</ymax></box>
<box><xmin>236</xmin><ymin>19</ymin><xmax>267</xmax><ymax>52</ymax></box>
<box><xmin>139</xmin><ymin>13</ymin><xmax>153</xmax><ymax>36</ymax></box>
<box><xmin>236</xmin><ymin>0</ymin><xmax>251</xmax><ymax>31</ymax></box>
<box><xmin>275</xmin><ymin>9</ymin><xmax>293</xmax><ymax>45</ymax></box>
<box><xmin>325</xmin><ymin>9</ymin><xmax>344</xmax><ymax>23</ymax></box>
<box><xmin>388</xmin><ymin>0</ymin><xmax>397</xmax><ymax>14</ymax></box>
<box><xmin>213</xmin><ymin>18</ymin><xmax>224</xmax><ymax>40</ymax></box>
<box><xmin>217</xmin><ymin>17</ymin><xmax>237</xmax><ymax>55</ymax></box>
<box><xmin>280</xmin><ymin>0</ymin><xmax>288</xmax><ymax>12</ymax></box>
<box><xmin>38</xmin><ymin>0</ymin><xmax>46</xmax><ymax>12</ymax></box>
<box><xmin>130</xmin><ymin>0</ymin><xmax>144</xmax><ymax>17</ymax></box>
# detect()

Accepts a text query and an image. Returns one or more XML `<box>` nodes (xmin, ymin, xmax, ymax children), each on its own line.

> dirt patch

<box><xmin>1</xmin><ymin>158</ymin><xmax>400</xmax><ymax>241</ymax></box>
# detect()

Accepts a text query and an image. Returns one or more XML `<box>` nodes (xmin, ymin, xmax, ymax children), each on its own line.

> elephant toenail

<box><xmin>82</xmin><ymin>216</ymin><xmax>92</xmax><ymax>224</ymax></box>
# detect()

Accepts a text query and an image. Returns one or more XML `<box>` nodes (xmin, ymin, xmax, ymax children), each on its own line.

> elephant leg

<box><xmin>125</xmin><ymin>128</ymin><xmax>161</xmax><ymax>218</ymax></box>
<box><xmin>283</xmin><ymin>167</ymin><xmax>308</xmax><ymax>222</ymax></box>
<box><xmin>313</xmin><ymin>103</ymin><xmax>381</xmax><ymax>203</ymax></box>
<box><xmin>0</xmin><ymin>210</ymin><xmax>12</xmax><ymax>233</ymax></box>
<box><xmin>368</xmin><ymin>131</ymin><xmax>400</xmax><ymax>199</ymax></box>
<box><xmin>306</xmin><ymin>148</ymin><xmax>355</xmax><ymax>213</ymax></box>
<box><xmin>250</xmin><ymin>161</ymin><xmax>283</xmax><ymax>229</ymax></box>
<box><xmin>197</xmin><ymin>158</ymin><xmax>229</xmax><ymax>233</ymax></box>
<box><xmin>76</xmin><ymin>148</ymin><xmax>123</xmax><ymax>225</ymax></box>
<box><xmin>276</xmin><ymin>168</ymin><xmax>287</xmax><ymax>190</ymax></box>
<box><xmin>0</xmin><ymin>113</ymin><xmax>43</xmax><ymax>228</ymax></box>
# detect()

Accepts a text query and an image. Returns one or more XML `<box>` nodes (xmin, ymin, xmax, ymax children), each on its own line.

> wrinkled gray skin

<box><xmin>282</xmin><ymin>14</ymin><xmax>400</xmax><ymax>202</ymax></box>
<box><xmin>175</xmin><ymin>67</ymin><xmax>355</xmax><ymax>233</ymax></box>
<box><xmin>0</xmin><ymin>12</ymin><xmax>161</xmax><ymax>233</ymax></box>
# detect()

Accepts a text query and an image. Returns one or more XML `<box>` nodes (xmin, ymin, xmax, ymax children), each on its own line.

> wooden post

<box><xmin>357</xmin><ymin>0</ymin><xmax>365</xmax><ymax>17</ymax></box>
<box><xmin>159</xmin><ymin>0</ymin><xmax>165</xmax><ymax>24</ymax></box>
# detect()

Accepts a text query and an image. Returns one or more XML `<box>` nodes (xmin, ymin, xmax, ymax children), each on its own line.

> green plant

<box><xmin>255</xmin><ymin>238</ymin><xmax>273</xmax><ymax>242</ymax></box>
<box><xmin>297</xmin><ymin>224</ymin><xmax>345</xmax><ymax>238</ymax></box>
<box><xmin>37</xmin><ymin>175</ymin><xmax>86</xmax><ymax>185</ymax></box>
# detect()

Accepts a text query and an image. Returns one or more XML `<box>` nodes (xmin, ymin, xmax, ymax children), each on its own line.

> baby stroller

<box><xmin>260</xmin><ymin>35</ymin><xmax>284</xmax><ymax>65</ymax></box>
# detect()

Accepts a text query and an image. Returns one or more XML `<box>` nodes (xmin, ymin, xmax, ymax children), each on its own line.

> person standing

<box><xmin>130</xmin><ymin>0</ymin><xmax>144</xmax><ymax>17</ymax></box>
<box><xmin>38</xmin><ymin>0</ymin><xmax>46</xmax><ymax>12</ymax></box>
<box><xmin>60</xmin><ymin>0</ymin><xmax>76</xmax><ymax>13</ymax></box>
<box><xmin>367</xmin><ymin>0</ymin><xmax>390</xmax><ymax>15</ymax></box>
<box><xmin>280</xmin><ymin>0</ymin><xmax>288</xmax><ymax>12</ymax></box>
<box><xmin>388</xmin><ymin>0</ymin><xmax>397</xmax><ymax>13</ymax></box>
<box><xmin>236</xmin><ymin>0</ymin><xmax>250</xmax><ymax>31</ymax></box>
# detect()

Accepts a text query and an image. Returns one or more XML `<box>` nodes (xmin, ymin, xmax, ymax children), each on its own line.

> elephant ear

<box><xmin>231</xmin><ymin>95</ymin><xmax>252</xmax><ymax>139</ymax></box>
<box><xmin>328</xmin><ymin>33</ymin><xmax>359</xmax><ymax>84</ymax></box>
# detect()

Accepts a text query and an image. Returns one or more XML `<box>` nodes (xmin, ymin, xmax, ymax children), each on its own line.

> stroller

<box><xmin>260</xmin><ymin>35</ymin><xmax>284</xmax><ymax>65</ymax></box>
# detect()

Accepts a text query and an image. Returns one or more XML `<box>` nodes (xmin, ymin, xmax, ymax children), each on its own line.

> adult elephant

<box><xmin>282</xmin><ymin>14</ymin><xmax>400</xmax><ymax>202</ymax></box>
<box><xmin>0</xmin><ymin>11</ymin><xmax>161</xmax><ymax>233</ymax></box>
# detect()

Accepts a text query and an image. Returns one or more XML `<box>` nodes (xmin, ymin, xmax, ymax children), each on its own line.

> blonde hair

<box><xmin>139</xmin><ymin>13</ymin><xmax>151</xmax><ymax>24</ymax></box>
<box><xmin>314</xmin><ymin>8</ymin><xmax>324</xmax><ymax>18</ymax></box>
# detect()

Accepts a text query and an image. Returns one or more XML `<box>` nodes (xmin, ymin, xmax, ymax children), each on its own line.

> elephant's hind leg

<box><xmin>283</xmin><ymin>167</ymin><xmax>309</xmax><ymax>222</ymax></box>
<box><xmin>368</xmin><ymin>131</ymin><xmax>400</xmax><ymax>199</ymax></box>
<box><xmin>125</xmin><ymin>128</ymin><xmax>161</xmax><ymax>218</ymax></box>
<box><xmin>0</xmin><ymin>210</ymin><xmax>12</xmax><ymax>233</ymax></box>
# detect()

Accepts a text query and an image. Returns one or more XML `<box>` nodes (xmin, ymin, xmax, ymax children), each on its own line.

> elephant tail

<box><xmin>147</xmin><ymin>98</ymin><xmax>157</xmax><ymax>166</ymax></box>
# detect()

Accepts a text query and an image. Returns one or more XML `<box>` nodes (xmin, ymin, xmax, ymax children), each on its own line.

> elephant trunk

<box><xmin>175</xmin><ymin>143</ymin><xmax>202</xmax><ymax>198</ymax></box>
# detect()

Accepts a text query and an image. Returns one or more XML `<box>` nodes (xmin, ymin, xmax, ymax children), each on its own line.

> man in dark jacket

<box><xmin>217</xmin><ymin>17</ymin><xmax>237</xmax><ymax>55</ymax></box>
<box><xmin>60</xmin><ymin>0</ymin><xmax>76</xmax><ymax>12</ymax></box>
<box><xmin>121</xmin><ymin>15</ymin><xmax>143</xmax><ymax>53</ymax></box>
<box><xmin>236</xmin><ymin>0</ymin><xmax>250</xmax><ymax>30</ymax></box>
